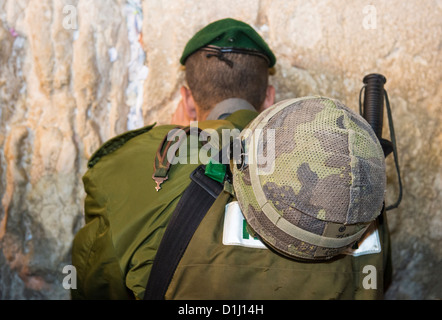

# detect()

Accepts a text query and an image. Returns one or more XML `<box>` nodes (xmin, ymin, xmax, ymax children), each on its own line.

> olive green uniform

<box><xmin>72</xmin><ymin>106</ymin><xmax>391</xmax><ymax>300</ymax></box>
<box><xmin>72</xmin><ymin>108</ymin><xmax>257</xmax><ymax>300</ymax></box>
<box><xmin>72</xmin><ymin>18</ymin><xmax>391</xmax><ymax>300</ymax></box>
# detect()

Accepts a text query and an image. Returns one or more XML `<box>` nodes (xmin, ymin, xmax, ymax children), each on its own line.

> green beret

<box><xmin>180</xmin><ymin>18</ymin><xmax>276</xmax><ymax>68</ymax></box>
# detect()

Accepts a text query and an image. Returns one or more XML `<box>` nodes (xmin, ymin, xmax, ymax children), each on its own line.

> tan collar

<box><xmin>206</xmin><ymin>98</ymin><xmax>256</xmax><ymax>121</ymax></box>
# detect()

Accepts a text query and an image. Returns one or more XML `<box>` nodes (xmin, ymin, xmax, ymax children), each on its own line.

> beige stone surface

<box><xmin>0</xmin><ymin>0</ymin><xmax>441</xmax><ymax>299</ymax></box>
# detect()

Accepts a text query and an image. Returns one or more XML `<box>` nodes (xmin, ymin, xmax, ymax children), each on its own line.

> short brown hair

<box><xmin>185</xmin><ymin>50</ymin><xmax>269</xmax><ymax>112</ymax></box>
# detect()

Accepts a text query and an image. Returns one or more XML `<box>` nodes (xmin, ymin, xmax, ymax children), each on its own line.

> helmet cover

<box><xmin>232</xmin><ymin>96</ymin><xmax>386</xmax><ymax>260</ymax></box>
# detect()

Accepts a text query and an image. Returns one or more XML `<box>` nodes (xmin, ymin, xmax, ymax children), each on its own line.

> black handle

<box><xmin>362</xmin><ymin>73</ymin><xmax>386</xmax><ymax>140</ymax></box>
<box><xmin>360</xmin><ymin>73</ymin><xmax>402</xmax><ymax>210</ymax></box>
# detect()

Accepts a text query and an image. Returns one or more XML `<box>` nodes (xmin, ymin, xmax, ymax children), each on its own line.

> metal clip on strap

<box><xmin>152</xmin><ymin>126</ymin><xmax>201</xmax><ymax>191</ymax></box>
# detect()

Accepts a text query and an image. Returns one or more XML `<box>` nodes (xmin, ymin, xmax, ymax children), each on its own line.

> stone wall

<box><xmin>0</xmin><ymin>0</ymin><xmax>440</xmax><ymax>299</ymax></box>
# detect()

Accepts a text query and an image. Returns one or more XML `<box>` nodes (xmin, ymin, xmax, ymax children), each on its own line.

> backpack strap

<box><xmin>152</xmin><ymin>126</ymin><xmax>203</xmax><ymax>191</ymax></box>
<box><xmin>143</xmin><ymin>165</ymin><xmax>225</xmax><ymax>300</ymax></box>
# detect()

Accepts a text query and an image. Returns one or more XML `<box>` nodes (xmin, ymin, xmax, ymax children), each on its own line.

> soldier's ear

<box><xmin>180</xmin><ymin>86</ymin><xmax>197</xmax><ymax>120</ymax></box>
<box><xmin>259</xmin><ymin>85</ymin><xmax>275</xmax><ymax>112</ymax></box>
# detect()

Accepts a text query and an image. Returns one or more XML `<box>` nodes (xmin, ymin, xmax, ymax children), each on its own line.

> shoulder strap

<box><xmin>143</xmin><ymin>165</ymin><xmax>224</xmax><ymax>300</ymax></box>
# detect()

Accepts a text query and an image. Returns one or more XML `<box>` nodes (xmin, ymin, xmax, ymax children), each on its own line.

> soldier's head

<box><xmin>179</xmin><ymin>18</ymin><xmax>276</xmax><ymax>120</ymax></box>
<box><xmin>232</xmin><ymin>96</ymin><xmax>387</xmax><ymax>261</ymax></box>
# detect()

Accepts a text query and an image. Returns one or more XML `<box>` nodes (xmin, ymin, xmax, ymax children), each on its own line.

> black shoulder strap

<box><xmin>143</xmin><ymin>165</ymin><xmax>224</xmax><ymax>300</ymax></box>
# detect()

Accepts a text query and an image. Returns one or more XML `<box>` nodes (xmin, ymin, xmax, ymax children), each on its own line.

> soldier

<box><xmin>72</xmin><ymin>19</ymin><xmax>391</xmax><ymax>300</ymax></box>
<box><xmin>147</xmin><ymin>96</ymin><xmax>392</xmax><ymax>300</ymax></box>
<box><xmin>72</xmin><ymin>18</ymin><xmax>276</xmax><ymax>299</ymax></box>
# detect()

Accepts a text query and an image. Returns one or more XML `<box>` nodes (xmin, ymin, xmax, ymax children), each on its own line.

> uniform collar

<box><xmin>205</xmin><ymin>98</ymin><xmax>256</xmax><ymax>121</ymax></box>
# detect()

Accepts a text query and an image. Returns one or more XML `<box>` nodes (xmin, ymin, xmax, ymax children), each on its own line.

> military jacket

<box><xmin>166</xmin><ymin>191</ymin><xmax>392</xmax><ymax>299</ymax></box>
<box><xmin>72</xmin><ymin>110</ymin><xmax>256</xmax><ymax>299</ymax></box>
<box><xmin>72</xmin><ymin>110</ymin><xmax>391</xmax><ymax>300</ymax></box>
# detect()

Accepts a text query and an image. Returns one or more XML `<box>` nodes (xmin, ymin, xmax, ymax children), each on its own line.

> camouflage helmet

<box><xmin>232</xmin><ymin>96</ymin><xmax>386</xmax><ymax>260</ymax></box>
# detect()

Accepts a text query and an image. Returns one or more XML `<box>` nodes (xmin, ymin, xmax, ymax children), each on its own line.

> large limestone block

<box><xmin>0</xmin><ymin>0</ymin><xmax>131</xmax><ymax>299</ymax></box>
